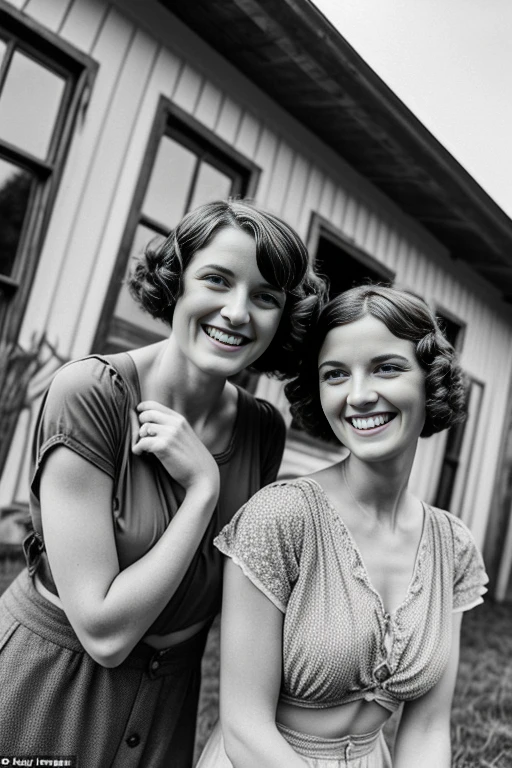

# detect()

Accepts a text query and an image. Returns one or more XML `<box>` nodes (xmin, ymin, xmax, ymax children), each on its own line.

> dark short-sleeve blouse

<box><xmin>28</xmin><ymin>353</ymin><xmax>286</xmax><ymax>634</ymax></box>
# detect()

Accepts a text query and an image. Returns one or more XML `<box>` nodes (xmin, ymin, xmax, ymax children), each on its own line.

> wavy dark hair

<box><xmin>285</xmin><ymin>284</ymin><xmax>467</xmax><ymax>441</ymax></box>
<box><xmin>128</xmin><ymin>199</ymin><xmax>327</xmax><ymax>378</ymax></box>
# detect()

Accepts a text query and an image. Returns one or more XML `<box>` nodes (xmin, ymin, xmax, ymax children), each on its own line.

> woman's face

<box><xmin>318</xmin><ymin>314</ymin><xmax>426</xmax><ymax>463</ymax></box>
<box><xmin>171</xmin><ymin>226</ymin><xmax>285</xmax><ymax>377</ymax></box>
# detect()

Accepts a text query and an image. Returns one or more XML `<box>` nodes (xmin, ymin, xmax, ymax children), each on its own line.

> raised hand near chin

<box><xmin>131</xmin><ymin>401</ymin><xmax>220</xmax><ymax>500</ymax></box>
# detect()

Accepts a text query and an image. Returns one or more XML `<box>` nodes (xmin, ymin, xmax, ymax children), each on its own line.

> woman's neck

<box><xmin>129</xmin><ymin>338</ymin><xmax>229</xmax><ymax>429</ymax></box>
<box><xmin>342</xmin><ymin>452</ymin><xmax>417</xmax><ymax>530</ymax></box>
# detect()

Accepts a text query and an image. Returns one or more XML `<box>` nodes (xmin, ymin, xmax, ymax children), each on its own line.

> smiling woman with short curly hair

<box><xmin>285</xmin><ymin>284</ymin><xmax>467</xmax><ymax>443</ymax></box>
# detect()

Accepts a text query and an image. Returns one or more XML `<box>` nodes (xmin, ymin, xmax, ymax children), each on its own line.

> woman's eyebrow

<box><xmin>318</xmin><ymin>353</ymin><xmax>411</xmax><ymax>371</ymax></box>
<box><xmin>200</xmin><ymin>263</ymin><xmax>235</xmax><ymax>277</ymax></box>
<box><xmin>371</xmin><ymin>353</ymin><xmax>410</xmax><ymax>364</ymax></box>
<box><xmin>318</xmin><ymin>359</ymin><xmax>343</xmax><ymax>370</ymax></box>
<box><xmin>199</xmin><ymin>263</ymin><xmax>282</xmax><ymax>292</ymax></box>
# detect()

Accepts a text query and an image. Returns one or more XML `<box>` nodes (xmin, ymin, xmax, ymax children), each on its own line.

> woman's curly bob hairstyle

<box><xmin>285</xmin><ymin>283</ymin><xmax>467</xmax><ymax>441</ymax></box>
<box><xmin>128</xmin><ymin>199</ymin><xmax>326</xmax><ymax>378</ymax></box>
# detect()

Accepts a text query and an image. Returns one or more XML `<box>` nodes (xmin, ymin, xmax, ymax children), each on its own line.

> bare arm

<box><xmin>41</xmin><ymin>403</ymin><xmax>220</xmax><ymax>668</ymax></box>
<box><xmin>219</xmin><ymin>559</ymin><xmax>307</xmax><ymax>768</ymax></box>
<box><xmin>393</xmin><ymin>612</ymin><xmax>463</xmax><ymax>767</ymax></box>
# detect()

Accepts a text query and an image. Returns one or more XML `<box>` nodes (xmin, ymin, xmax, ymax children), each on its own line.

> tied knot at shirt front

<box><xmin>28</xmin><ymin>354</ymin><xmax>286</xmax><ymax>635</ymax></box>
<box><xmin>214</xmin><ymin>478</ymin><xmax>489</xmax><ymax>712</ymax></box>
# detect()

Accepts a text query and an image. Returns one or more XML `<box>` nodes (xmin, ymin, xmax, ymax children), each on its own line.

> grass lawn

<box><xmin>2</xmin><ymin>553</ymin><xmax>511</xmax><ymax>766</ymax></box>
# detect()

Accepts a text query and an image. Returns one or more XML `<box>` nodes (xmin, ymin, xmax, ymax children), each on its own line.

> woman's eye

<box><xmin>256</xmin><ymin>292</ymin><xmax>281</xmax><ymax>308</ymax></box>
<box><xmin>204</xmin><ymin>274</ymin><xmax>228</xmax><ymax>287</ymax></box>
<box><xmin>376</xmin><ymin>363</ymin><xmax>402</xmax><ymax>375</ymax></box>
<box><xmin>322</xmin><ymin>369</ymin><xmax>348</xmax><ymax>383</ymax></box>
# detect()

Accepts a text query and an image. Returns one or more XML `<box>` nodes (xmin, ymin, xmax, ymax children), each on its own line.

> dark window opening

<box><xmin>434</xmin><ymin>311</ymin><xmax>467</xmax><ymax>510</ymax></box>
<box><xmin>436</xmin><ymin>311</ymin><xmax>464</xmax><ymax>351</ymax></box>
<box><xmin>315</xmin><ymin>233</ymin><xmax>392</xmax><ymax>301</ymax></box>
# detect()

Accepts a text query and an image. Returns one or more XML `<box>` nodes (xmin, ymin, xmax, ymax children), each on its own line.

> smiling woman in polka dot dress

<box><xmin>197</xmin><ymin>284</ymin><xmax>489</xmax><ymax>768</ymax></box>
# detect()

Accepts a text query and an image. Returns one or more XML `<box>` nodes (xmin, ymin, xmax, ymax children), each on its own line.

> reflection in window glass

<box><xmin>114</xmin><ymin>224</ymin><xmax>169</xmax><ymax>337</ymax></box>
<box><xmin>189</xmin><ymin>162</ymin><xmax>232</xmax><ymax>211</ymax></box>
<box><xmin>0</xmin><ymin>158</ymin><xmax>32</xmax><ymax>276</ymax></box>
<box><xmin>0</xmin><ymin>51</ymin><xmax>65</xmax><ymax>159</ymax></box>
<box><xmin>142</xmin><ymin>137</ymin><xmax>196</xmax><ymax>228</ymax></box>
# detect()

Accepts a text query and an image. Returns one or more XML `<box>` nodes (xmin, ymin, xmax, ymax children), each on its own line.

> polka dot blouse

<box><xmin>214</xmin><ymin>478</ymin><xmax>488</xmax><ymax>712</ymax></box>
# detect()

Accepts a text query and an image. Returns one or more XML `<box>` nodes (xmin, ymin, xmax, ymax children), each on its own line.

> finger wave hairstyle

<box><xmin>285</xmin><ymin>283</ymin><xmax>467</xmax><ymax>441</ymax></box>
<box><xmin>128</xmin><ymin>199</ymin><xmax>327</xmax><ymax>378</ymax></box>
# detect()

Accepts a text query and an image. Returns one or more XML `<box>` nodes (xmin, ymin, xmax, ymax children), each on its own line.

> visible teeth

<box><xmin>351</xmin><ymin>414</ymin><xmax>391</xmax><ymax>430</ymax></box>
<box><xmin>205</xmin><ymin>326</ymin><xmax>244</xmax><ymax>346</ymax></box>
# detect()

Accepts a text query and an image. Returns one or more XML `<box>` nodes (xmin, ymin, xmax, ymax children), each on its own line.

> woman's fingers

<box><xmin>139</xmin><ymin>422</ymin><xmax>157</xmax><ymax>438</ymax></box>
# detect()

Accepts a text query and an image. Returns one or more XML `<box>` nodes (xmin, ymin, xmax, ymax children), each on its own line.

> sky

<box><xmin>311</xmin><ymin>0</ymin><xmax>512</xmax><ymax>219</ymax></box>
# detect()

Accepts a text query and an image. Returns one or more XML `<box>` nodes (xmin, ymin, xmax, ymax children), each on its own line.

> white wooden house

<box><xmin>1</xmin><ymin>0</ymin><xmax>512</xmax><ymax>599</ymax></box>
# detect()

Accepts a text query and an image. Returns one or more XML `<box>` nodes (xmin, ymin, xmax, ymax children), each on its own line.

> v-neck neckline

<box><xmin>302</xmin><ymin>476</ymin><xmax>429</xmax><ymax>619</ymax></box>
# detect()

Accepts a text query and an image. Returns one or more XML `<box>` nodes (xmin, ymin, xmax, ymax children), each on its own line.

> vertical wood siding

<box><xmin>5</xmin><ymin>0</ymin><xmax>512</xmax><ymax>557</ymax></box>
<box><xmin>21</xmin><ymin>0</ymin><xmax>71</xmax><ymax>30</ymax></box>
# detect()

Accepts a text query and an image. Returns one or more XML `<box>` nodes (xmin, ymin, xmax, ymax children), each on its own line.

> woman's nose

<box><xmin>346</xmin><ymin>375</ymin><xmax>379</xmax><ymax>408</ymax></box>
<box><xmin>220</xmin><ymin>292</ymin><xmax>250</xmax><ymax>326</ymax></box>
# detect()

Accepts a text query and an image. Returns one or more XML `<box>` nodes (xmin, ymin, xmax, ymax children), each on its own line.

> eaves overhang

<box><xmin>161</xmin><ymin>0</ymin><xmax>512</xmax><ymax>301</ymax></box>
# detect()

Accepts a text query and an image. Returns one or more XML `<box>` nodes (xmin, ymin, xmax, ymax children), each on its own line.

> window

<box><xmin>436</xmin><ymin>309</ymin><xmax>465</xmax><ymax>352</ymax></box>
<box><xmin>0</xmin><ymin>4</ymin><xmax>95</xmax><ymax>340</ymax></box>
<box><xmin>435</xmin><ymin>377</ymin><xmax>483</xmax><ymax>516</ymax></box>
<box><xmin>308</xmin><ymin>215</ymin><xmax>394</xmax><ymax>302</ymax></box>
<box><xmin>96</xmin><ymin>99</ymin><xmax>258</xmax><ymax>353</ymax></box>
<box><xmin>434</xmin><ymin>311</ymin><xmax>470</xmax><ymax>511</ymax></box>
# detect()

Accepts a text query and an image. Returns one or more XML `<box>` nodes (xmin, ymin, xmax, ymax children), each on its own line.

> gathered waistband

<box><xmin>276</xmin><ymin>722</ymin><xmax>383</xmax><ymax>760</ymax></box>
<box><xmin>3</xmin><ymin>569</ymin><xmax>210</xmax><ymax>677</ymax></box>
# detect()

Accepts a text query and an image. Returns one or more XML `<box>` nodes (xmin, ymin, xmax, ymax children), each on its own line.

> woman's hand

<box><xmin>132</xmin><ymin>401</ymin><xmax>220</xmax><ymax>497</ymax></box>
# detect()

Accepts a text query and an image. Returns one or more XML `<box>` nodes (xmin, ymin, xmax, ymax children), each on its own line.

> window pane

<box><xmin>142</xmin><ymin>136</ymin><xmax>197</xmax><ymax>229</ymax></box>
<box><xmin>0</xmin><ymin>159</ymin><xmax>32</xmax><ymax>276</ymax></box>
<box><xmin>113</xmin><ymin>224</ymin><xmax>170</xmax><ymax>337</ymax></box>
<box><xmin>0</xmin><ymin>51</ymin><xmax>66</xmax><ymax>159</ymax></box>
<box><xmin>189</xmin><ymin>161</ymin><xmax>233</xmax><ymax>211</ymax></box>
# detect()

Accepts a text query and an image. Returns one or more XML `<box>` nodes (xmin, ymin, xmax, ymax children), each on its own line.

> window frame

<box><xmin>435</xmin><ymin>304</ymin><xmax>466</xmax><ymax>352</ymax></box>
<box><xmin>93</xmin><ymin>96</ymin><xmax>261</xmax><ymax>353</ymax></box>
<box><xmin>307</xmin><ymin>213</ymin><xmax>395</xmax><ymax>293</ymax></box>
<box><xmin>0</xmin><ymin>0</ymin><xmax>97</xmax><ymax>341</ymax></box>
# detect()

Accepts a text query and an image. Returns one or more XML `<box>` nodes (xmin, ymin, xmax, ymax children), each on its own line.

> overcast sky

<box><xmin>311</xmin><ymin>0</ymin><xmax>512</xmax><ymax>219</ymax></box>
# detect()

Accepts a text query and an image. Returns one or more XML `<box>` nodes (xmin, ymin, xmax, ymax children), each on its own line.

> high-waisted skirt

<box><xmin>196</xmin><ymin>720</ymin><xmax>392</xmax><ymax>767</ymax></box>
<box><xmin>0</xmin><ymin>569</ymin><xmax>209</xmax><ymax>768</ymax></box>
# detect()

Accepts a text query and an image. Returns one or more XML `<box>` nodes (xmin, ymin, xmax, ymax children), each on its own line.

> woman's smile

<box><xmin>346</xmin><ymin>411</ymin><xmax>397</xmax><ymax>435</ymax></box>
<box><xmin>201</xmin><ymin>323</ymin><xmax>251</xmax><ymax>351</ymax></box>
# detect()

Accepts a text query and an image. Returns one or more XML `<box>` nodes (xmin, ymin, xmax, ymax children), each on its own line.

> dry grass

<box><xmin>1</xmin><ymin>555</ymin><xmax>511</xmax><ymax>765</ymax></box>
<box><xmin>451</xmin><ymin>601</ymin><xmax>512</xmax><ymax>767</ymax></box>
